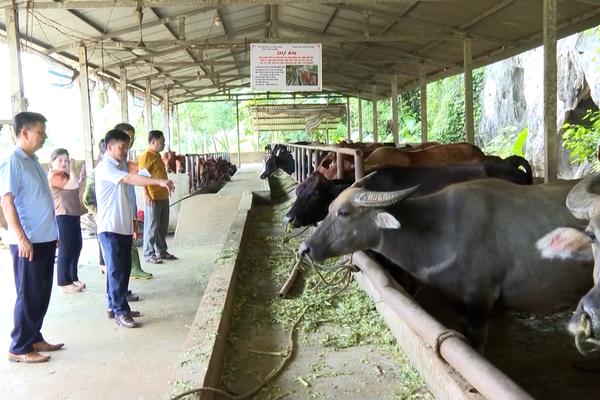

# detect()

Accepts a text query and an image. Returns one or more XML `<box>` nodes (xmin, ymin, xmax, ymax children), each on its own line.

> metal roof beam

<box><xmin>5</xmin><ymin>1</ymin><xmax>468</xmax><ymax>9</ymax></box>
<box><xmin>46</xmin><ymin>6</ymin><xmax>217</xmax><ymax>55</ymax></box>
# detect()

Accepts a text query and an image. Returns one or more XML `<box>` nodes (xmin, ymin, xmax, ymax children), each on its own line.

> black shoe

<box><xmin>107</xmin><ymin>310</ymin><xmax>141</xmax><ymax>319</ymax></box>
<box><xmin>114</xmin><ymin>314</ymin><xmax>140</xmax><ymax>328</ymax></box>
<box><xmin>126</xmin><ymin>293</ymin><xmax>140</xmax><ymax>302</ymax></box>
<box><xmin>160</xmin><ymin>252</ymin><xmax>178</xmax><ymax>260</ymax></box>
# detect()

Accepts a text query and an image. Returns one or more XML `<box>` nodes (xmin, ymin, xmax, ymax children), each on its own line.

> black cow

<box><xmin>260</xmin><ymin>142</ymin><xmax>314</xmax><ymax>180</ymax></box>
<box><xmin>285</xmin><ymin>156</ymin><xmax>533</xmax><ymax>227</ymax></box>
<box><xmin>299</xmin><ymin>178</ymin><xmax>592</xmax><ymax>349</ymax></box>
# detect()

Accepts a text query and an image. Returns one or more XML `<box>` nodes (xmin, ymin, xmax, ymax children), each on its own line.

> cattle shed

<box><xmin>2</xmin><ymin>1</ymin><xmax>600</xmax><ymax>400</ymax></box>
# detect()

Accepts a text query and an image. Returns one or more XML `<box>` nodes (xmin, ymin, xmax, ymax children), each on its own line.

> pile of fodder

<box><xmin>219</xmin><ymin>200</ymin><xmax>431</xmax><ymax>399</ymax></box>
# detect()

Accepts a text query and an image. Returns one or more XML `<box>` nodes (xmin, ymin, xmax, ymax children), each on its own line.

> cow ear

<box><xmin>536</xmin><ymin>227</ymin><xmax>593</xmax><ymax>261</ymax></box>
<box><xmin>374</xmin><ymin>212</ymin><xmax>401</xmax><ymax>229</ymax></box>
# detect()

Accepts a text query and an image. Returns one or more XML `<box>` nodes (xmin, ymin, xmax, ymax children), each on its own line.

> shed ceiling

<box><xmin>0</xmin><ymin>0</ymin><xmax>599</xmax><ymax>104</ymax></box>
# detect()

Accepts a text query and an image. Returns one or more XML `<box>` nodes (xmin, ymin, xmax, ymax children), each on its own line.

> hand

<box><xmin>18</xmin><ymin>236</ymin><xmax>33</xmax><ymax>261</ymax></box>
<box><xmin>144</xmin><ymin>193</ymin><xmax>153</xmax><ymax>206</ymax></box>
<box><xmin>133</xmin><ymin>230</ymin><xmax>141</xmax><ymax>241</ymax></box>
<box><xmin>160</xmin><ymin>179</ymin><xmax>175</xmax><ymax>193</ymax></box>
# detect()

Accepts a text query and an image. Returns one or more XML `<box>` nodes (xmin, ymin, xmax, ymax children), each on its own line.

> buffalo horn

<box><xmin>566</xmin><ymin>173</ymin><xmax>600</xmax><ymax>219</ymax></box>
<box><xmin>350</xmin><ymin>171</ymin><xmax>377</xmax><ymax>188</ymax></box>
<box><xmin>353</xmin><ymin>185</ymin><xmax>420</xmax><ymax>208</ymax></box>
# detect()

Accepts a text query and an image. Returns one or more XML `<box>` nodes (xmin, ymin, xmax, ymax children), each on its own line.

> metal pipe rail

<box><xmin>352</xmin><ymin>251</ymin><xmax>533</xmax><ymax>400</ymax></box>
<box><xmin>278</xmin><ymin>143</ymin><xmax>365</xmax><ymax>183</ymax></box>
<box><xmin>184</xmin><ymin>152</ymin><xmax>231</xmax><ymax>192</ymax></box>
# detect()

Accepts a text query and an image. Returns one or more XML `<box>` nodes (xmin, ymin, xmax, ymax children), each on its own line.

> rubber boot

<box><xmin>130</xmin><ymin>246</ymin><xmax>153</xmax><ymax>280</ymax></box>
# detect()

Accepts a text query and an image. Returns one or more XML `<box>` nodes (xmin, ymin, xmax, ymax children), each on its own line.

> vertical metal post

<box><xmin>176</xmin><ymin>104</ymin><xmax>182</xmax><ymax>154</ymax></box>
<box><xmin>145</xmin><ymin>78</ymin><xmax>153</xmax><ymax>133</ymax></box>
<box><xmin>307</xmin><ymin>149</ymin><xmax>314</xmax><ymax>174</ymax></box>
<box><xmin>336</xmin><ymin>152</ymin><xmax>344</xmax><ymax>180</ymax></box>
<box><xmin>372</xmin><ymin>85</ymin><xmax>378</xmax><ymax>143</ymax></box>
<box><xmin>391</xmin><ymin>74</ymin><xmax>399</xmax><ymax>146</ymax></box>
<box><xmin>119</xmin><ymin>66</ymin><xmax>128</xmax><ymax>123</ymax></box>
<box><xmin>163</xmin><ymin>88</ymin><xmax>171</xmax><ymax>149</ymax></box>
<box><xmin>79</xmin><ymin>45</ymin><xmax>94</xmax><ymax>173</ymax></box>
<box><xmin>346</xmin><ymin>96</ymin><xmax>352</xmax><ymax>141</ymax></box>
<box><xmin>354</xmin><ymin>150</ymin><xmax>364</xmax><ymax>181</ymax></box>
<box><xmin>6</xmin><ymin>6</ymin><xmax>26</xmax><ymax>116</ymax></box>
<box><xmin>300</xmin><ymin>148</ymin><xmax>306</xmax><ymax>182</ymax></box>
<box><xmin>236</xmin><ymin>98</ymin><xmax>241</xmax><ymax>168</ymax></box>
<box><xmin>358</xmin><ymin>92</ymin><xmax>363</xmax><ymax>142</ymax></box>
<box><xmin>544</xmin><ymin>0</ymin><xmax>558</xmax><ymax>183</ymax></box>
<box><xmin>464</xmin><ymin>38</ymin><xmax>474</xmax><ymax>144</ymax></box>
<box><xmin>420</xmin><ymin>63</ymin><xmax>428</xmax><ymax>143</ymax></box>
<box><xmin>295</xmin><ymin>148</ymin><xmax>300</xmax><ymax>182</ymax></box>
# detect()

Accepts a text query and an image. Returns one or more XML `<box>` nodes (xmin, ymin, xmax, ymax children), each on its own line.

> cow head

<box><xmin>537</xmin><ymin>173</ymin><xmax>600</xmax><ymax>349</ymax></box>
<box><xmin>299</xmin><ymin>175</ymin><xmax>419</xmax><ymax>262</ymax></box>
<box><xmin>285</xmin><ymin>172</ymin><xmax>349</xmax><ymax>227</ymax></box>
<box><xmin>260</xmin><ymin>146</ymin><xmax>294</xmax><ymax>179</ymax></box>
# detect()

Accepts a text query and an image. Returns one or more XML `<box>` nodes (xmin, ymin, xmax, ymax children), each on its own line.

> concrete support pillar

<box><xmin>346</xmin><ymin>96</ymin><xmax>351</xmax><ymax>141</ymax></box>
<box><xmin>79</xmin><ymin>45</ymin><xmax>94</xmax><ymax>172</ymax></box>
<box><xmin>358</xmin><ymin>92</ymin><xmax>363</xmax><ymax>142</ymax></box>
<box><xmin>6</xmin><ymin>6</ymin><xmax>27</xmax><ymax>115</ymax></box>
<box><xmin>119</xmin><ymin>66</ymin><xmax>128</xmax><ymax>123</ymax></box>
<box><xmin>419</xmin><ymin>63</ymin><xmax>428</xmax><ymax>143</ymax></box>
<box><xmin>175</xmin><ymin>103</ymin><xmax>182</xmax><ymax>154</ymax></box>
<box><xmin>464</xmin><ymin>38</ymin><xmax>474</xmax><ymax>144</ymax></box>
<box><xmin>236</xmin><ymin>98</ymin><xmax>241</xmax><ymax>167</ymax></box>
<box><xmin>372</xmin><ymin>85</ymin><xmax>378</xmax><ymax>143</ymax></box>
<box><xmin>391</xmin><ymin>74</ymin><xmax>399</xmax><ymax>146</ymax></box>
<box><xmin>145</xmin><ymin>78</ymin><xmax>153</xmax><ymax>133</ymax></box>
<box><xmin>163</xmin><ymin>88</ymin><xmax>170</xmax><ymax>148</ymax></box>
<box><xmin>544</xmin><ymin>0</ymin><xmax>558</xmax><ymax>183</ymax></box>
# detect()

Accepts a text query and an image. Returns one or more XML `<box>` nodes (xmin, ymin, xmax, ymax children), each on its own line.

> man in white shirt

<box><xmin>96</xmin><ymin>129</ymin><xmax>174</xmax><ymax>328</ymax></box>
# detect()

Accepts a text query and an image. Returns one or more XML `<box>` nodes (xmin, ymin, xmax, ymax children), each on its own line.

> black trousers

<box><xmin>56</xmin><ymin>215</ymin><xmax>82</xmax><ymax>286</ymax></box>
<box><xmin>9</xmin><ymin>241</ymin><xmax>56</xmax><ymax>355</ymax></box>
<box><xmin>99</xmin><ymin>232</ymin><xmax>132</xmax><ymax>316</ymax></box>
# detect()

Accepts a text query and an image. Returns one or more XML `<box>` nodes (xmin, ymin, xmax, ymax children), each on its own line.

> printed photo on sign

<box><xmin>286</xmin><ymin>65</ymin><xmax>318</xmax><ymax>86</ymax></box>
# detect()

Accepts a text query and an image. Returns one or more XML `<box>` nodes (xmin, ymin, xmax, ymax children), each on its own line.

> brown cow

<box><xmin>364</xmin><ymin>142</ymin><xmax>484</xmax><ymax>171</ymax></box>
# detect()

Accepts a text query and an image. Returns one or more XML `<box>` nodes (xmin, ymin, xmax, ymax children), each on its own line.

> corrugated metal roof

<box><xmin>0</xmin><ymin>0</ymin><xmax>599</xmax><ymax>103</ymax></box>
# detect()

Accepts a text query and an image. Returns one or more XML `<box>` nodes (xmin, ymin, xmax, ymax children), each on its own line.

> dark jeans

<box><xmin>56</xmin><ymin>215</ymin><xmax>82</xmax><ymax>286</ymax></box>
<box><xmin>99</xmin><ymin>232</ymin><xmax>132</xmax><ymax>316</ymax></box>
<box><xmin>9</xmin><ymin>241</ymin><xmax>56</xmax><ymax>355</ymax></box>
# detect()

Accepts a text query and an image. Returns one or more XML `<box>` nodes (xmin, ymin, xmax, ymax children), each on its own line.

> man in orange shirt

<box><xmin>139</xmin><ymin>130</ymin><xmax>178</xmax><ymax>264</ymax></box>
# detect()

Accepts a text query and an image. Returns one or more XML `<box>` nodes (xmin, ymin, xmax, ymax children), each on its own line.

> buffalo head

<box><xmin>299</xmin><ymin>174</ymin><xmax>419</xmax><ymax>262</ymax></box>
<box><xmin>537</xmin><ymin>173</ymin><xmax>600</xmax><ymax>352</ymax></box>
<box><xmin>285</xmin><ymin>172</ymin><xmax>348</xmax><ymax>227</ymax></box>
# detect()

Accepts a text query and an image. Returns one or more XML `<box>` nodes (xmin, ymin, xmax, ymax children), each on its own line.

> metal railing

<box><xmin>184</xmin><ymin>152</ymin><xmax>230</xmax><ymax>191</ymax></box>
<box><xmin>279</xmin><ymin>143</ymin><xmax>364</xmax><ymax>182</ymax></box>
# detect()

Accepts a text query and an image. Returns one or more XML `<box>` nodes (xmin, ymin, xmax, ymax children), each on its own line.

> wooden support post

<box><xmin>79</xmin><ymin>45</ymin><xmax>94</xmax><ymax>173</ymax></box>
<box><xmin>6</xmin><ymin>6</ymin><xmax>26</xmax><ymax>115</ymax></box>
<box><xmin>236</xmin><ymin>98</ymin><xmax>241</xmax><ymax>167</ymax></box>
<box><xmin>145</xmin><ymin>78</ymin><xmax>153</xmax><ymax>133</ymax></box>
<box><xmin>346</xmin><ymin>96</ymin><xmax>352</xmax><ymax>141</ymax></box>
<box><xmin>544</xmin><ymin>0</ymin><xmax>558</xmax><ymax>183</ymax></box>
<box><xmin>464</xmin><ymin>38</ymin><xmax>474</xmax><ymax>144</ymax></box>
<box><xmin>358</xmin><ymin>92</ymin><xmax>363</xmax><ymax>142</ymax></box>
<box><xmin>391</xmin><ymin>74</ymin><xmax>399</xmax><ymax>146</ymax></box>
<box><xmin>163</xmin><ymin>88</ymin><xmax>170</xmax><ymax>148</ymax></box>
<box><xmin>419</xmin><ymin>63</ymin><xmax>428</xmax><ymax>143</ymax></box>
<box><xmin>372</xmin><ymin>85</ymin><xmax>378</xmax><ymax>143</ymax></box>
<box><xmin>119</xmin><ymin>66</ymin><xmax>128</xmax><ymax>123</ymax></box>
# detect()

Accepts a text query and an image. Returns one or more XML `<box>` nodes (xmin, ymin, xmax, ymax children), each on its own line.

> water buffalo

<box><xmin>536</xmin><ymin>173</ymin><xmax>600</xmax><ymax>353</ymax></box>
<box><xmin>299</xmin><ymin>178</ymin><xmax>592</xmax><ymax>349</ymax></box>
<box><xmin>285</xmin><ymin>156</ymin><xmax>533</xmax><ymax>227</ymax></box>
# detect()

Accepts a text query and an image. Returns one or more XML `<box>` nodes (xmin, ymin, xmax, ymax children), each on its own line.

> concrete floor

<box><xmin>0</xmin><ymin>165</ymin><xmax>265</xmax><ymax>400</ymax></box>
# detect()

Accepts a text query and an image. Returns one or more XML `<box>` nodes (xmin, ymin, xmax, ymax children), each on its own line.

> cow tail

<box><xmin>506</xmin><ymin>155</ymin><xmax>533</xmax><ymax>184</ymax></box>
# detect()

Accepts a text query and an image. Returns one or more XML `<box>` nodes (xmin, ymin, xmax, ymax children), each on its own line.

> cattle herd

<box><xmin>261</xmin><ymin>140</ymin><xmax>600</xmax><ymax>356</ymax></box>
<box><xmin>162</xmin><ymin>150</ymin><xmax>237</xmax><ymax>192</ymax></box>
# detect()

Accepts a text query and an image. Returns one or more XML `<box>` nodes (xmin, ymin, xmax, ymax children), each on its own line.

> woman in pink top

<box><xmin>48</xmin><ymin>149</ymin><xmax>86</xmax><ymax>294</ymax></box>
